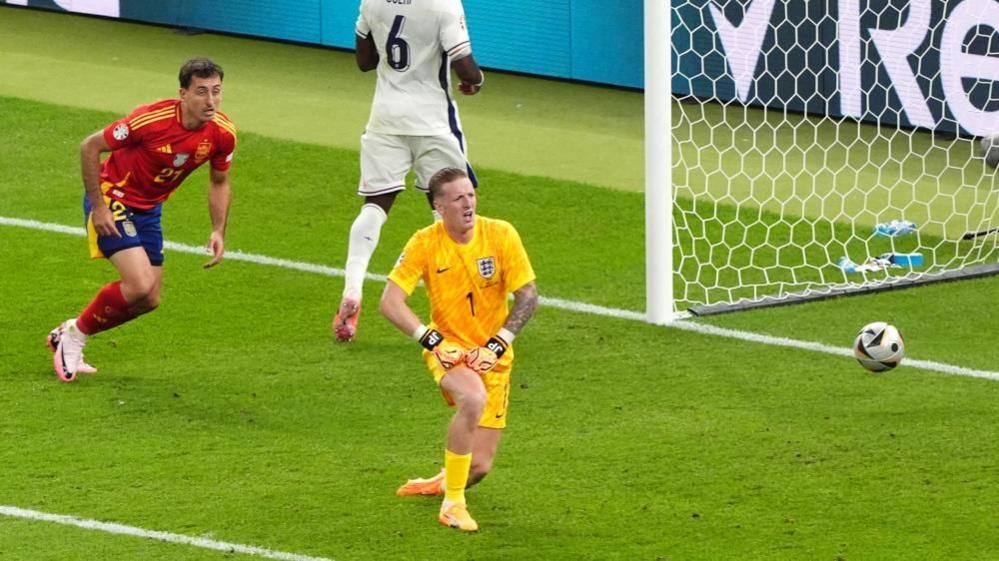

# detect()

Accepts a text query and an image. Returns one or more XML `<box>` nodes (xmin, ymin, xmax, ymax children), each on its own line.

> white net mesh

<box><xmin>671</xmin><ymin>0</ymin><xmax>999</xmax><ymax>313</ymax></box>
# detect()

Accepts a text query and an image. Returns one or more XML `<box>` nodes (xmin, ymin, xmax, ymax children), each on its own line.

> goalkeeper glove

<box><xmin>414</xmin><ymin>326</ymin><xmax>465</xmax><ymax>370</ymax></box>
<box><xmin>465</xmin><ymin>331</ymin><xmax>512</xmax><ymax>375</ymax></box>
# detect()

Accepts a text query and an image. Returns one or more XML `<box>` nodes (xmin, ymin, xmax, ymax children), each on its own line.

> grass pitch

<box><xmin>2</xmin><ymin>7</ymin><xmax>999</xmax><ymax>561</ymax></box>
<box><xmin>3</xmin><ymin>6</ymin><xmax>995</xmax><ymax>310</ymax></box>
<box><xmin>3</xmin><ymin>94</ymin><xmax>999</xmax><ymax>561</ymax></box>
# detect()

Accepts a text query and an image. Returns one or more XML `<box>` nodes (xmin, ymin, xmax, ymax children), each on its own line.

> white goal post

<box><xmin>648</xmin><ymin>0</ymin><xmax>999</xmax><ymax>320</ymax></box>
<box><xmin>645</xmin><ymin>0</ymin><xmax>674</xmax><ymax>324</ymax></box>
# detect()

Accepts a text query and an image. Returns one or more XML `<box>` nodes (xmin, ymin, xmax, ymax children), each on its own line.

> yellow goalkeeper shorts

<box><xmin>423</xmin><ymin>350</ymin><xmax>512</xmax><ymax>429</ymax></box>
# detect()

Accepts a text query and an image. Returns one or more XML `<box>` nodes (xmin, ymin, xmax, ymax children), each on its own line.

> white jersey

<box><xmin>356</xmin><ymin>0</ymin><xmax>472</xmax><ymax>136</ymax></box>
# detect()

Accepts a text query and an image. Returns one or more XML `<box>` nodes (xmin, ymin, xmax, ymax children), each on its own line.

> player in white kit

<box><xmin>333</xmin><ymin>0</ymin><xmax>485</xmax><ymax>342</ymax></box>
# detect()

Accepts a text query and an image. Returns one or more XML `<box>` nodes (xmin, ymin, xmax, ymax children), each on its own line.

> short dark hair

<box><xmin>428</xmin><ymin>167</ymin><xmax>469</xmax><ymax>200</ymax></box>
<box><xmin>179</xmin><ymin>58</ymin><xmax>224</xmax><ymax>89</ymax></box>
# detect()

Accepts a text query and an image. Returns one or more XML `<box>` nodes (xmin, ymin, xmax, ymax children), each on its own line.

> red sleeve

<box><xmin>211</xmin><ymin>126</ymin><xmax>237</xmax><ymax>171</ymax></box>
<box><xmin>102</xmin><ymin>115</ymin><xmax>143</xmax><ymax>150</ymax></box>
<box><xmin>102</xmin><ymin>103</ymin><xmax>167</xmax><ymax>149</ymax></box>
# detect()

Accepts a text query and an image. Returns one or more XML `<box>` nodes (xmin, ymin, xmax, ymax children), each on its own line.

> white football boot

<box><xmin>47</xmin><ymin>320</ymin><xmax>97</xmax><ymax>375</ymax></box>
<box><xmin>49</xmin><ymin>320</ymin><xmax>93</xmax><ymax>381</ymax></box>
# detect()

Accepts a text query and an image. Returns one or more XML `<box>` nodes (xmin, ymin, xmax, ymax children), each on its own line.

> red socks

<box><xmin>75</xmin><ymin>281</ymin><xmax>135</xmax><ymax>336</ymax></box>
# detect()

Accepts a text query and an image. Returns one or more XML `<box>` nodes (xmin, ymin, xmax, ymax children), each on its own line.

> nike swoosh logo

<box><xmin>436</xmin><ymin>267</ymin><xmax>451</xmax><ymax>274</ymax></box>
<box><xmin>495</xmin><ymin>413</ymin><xmax>504</xmax><ymax>419</ymax></box>
<box><xmin>59</xmin><ymin>347</ymin><xmax>75</xmax><ymax>380</ymax></box>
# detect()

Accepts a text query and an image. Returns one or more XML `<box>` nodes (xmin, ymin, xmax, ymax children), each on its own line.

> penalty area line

<box><xmin>3</xmin><ymin>215</ymin><xmax>998</xmax><ymax>381</ymax></box>
<box><xmin>0</xmin><ymin>506</ymin><xmax>335</xmax><ymax>561</ymax></box>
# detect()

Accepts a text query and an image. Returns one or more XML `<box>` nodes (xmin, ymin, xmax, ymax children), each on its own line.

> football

<box><xmin>981</xmin><ymin>134</ymin><xmax>999</xmax><ymax>168</ymax></box>
<box><xmin>853</xmin><ymin>322</ymin><xmax>905</xmax><ymax>372</ymax></box>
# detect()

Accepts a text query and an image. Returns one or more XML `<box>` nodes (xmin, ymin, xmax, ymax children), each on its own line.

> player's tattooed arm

<box><xmin>504</xmin><ymin>281</ymin><xmax>538</xmax><ymax>335</ymax></box>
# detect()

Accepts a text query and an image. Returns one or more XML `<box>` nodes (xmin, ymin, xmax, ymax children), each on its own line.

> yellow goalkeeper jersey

<box><xmin>388</xmin><ymin>216</ymin><xmax>536</xmax><ymax>355</ymax></box>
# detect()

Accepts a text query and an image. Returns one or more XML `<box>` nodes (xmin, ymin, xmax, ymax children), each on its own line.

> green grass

<box><xmin>6</xmin><ymin>89</ymin><xmax>993</xmax><ymax>310</ymax></box>
<box><xmin>0</xmin><ymin>95</ymin><xmax>646</xmax><ymax>312</ymax></box>
<box><xmin>0</xmin><ymin>6</ymin><xmax>645</xmax><ymax>193</ymax></box>
<box><xmin>3</xmin><ymin>93</ymin><xmax>999</xmax><ymax>561</ymax></box>
<box><xmin>3</xmin><ymin>7</ymin><xmax>999</xmax><ymax>560</ymax></box>
<box><xmin>672</xmin><ymin>193</ymin><xmax>999</xmax><ymax>307</ymax></box>
<box><xmin>5</xmin><ymin>223</ymin><xmax>999</xmax><ymax>560</ymax></box>
<box><xmin>674</xmin><ymin>98</ymin><xmax>999</xmax><ymax>234</ymax></box>
<box><xmin>3</xmin><ymin>6</ymin><xmax>995</xmax><ymax>310</ymax></box>
<box><xmin>671</xmin><ymin>98</ymin><xmax>999</xmax><ymax>305</ymax></box>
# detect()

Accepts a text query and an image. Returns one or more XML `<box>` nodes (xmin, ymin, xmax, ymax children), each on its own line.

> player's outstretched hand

<box><xmin>92</xmin><ymin>205</ymin><xmax>121</xmax><ymax>238</ymax></box>
<box><xmin>204</xmin><ymin>231</ymin><xmax>225</xmax><ymax>268</ymax></box>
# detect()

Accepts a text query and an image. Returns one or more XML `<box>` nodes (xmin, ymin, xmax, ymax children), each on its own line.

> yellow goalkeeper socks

<box><xmin>443</xmin><ymin>449</ymin><xmax>472</xmax><ymax>504</ymax></box>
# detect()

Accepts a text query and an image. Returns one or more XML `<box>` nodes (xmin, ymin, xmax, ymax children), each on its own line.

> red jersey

<box><xmin>99</xmin><ymin>99</ymin><xmax>237</xmax><ymax>209</ymax></box>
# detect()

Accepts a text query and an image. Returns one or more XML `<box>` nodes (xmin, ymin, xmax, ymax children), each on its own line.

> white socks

<box><xmin>343</xmin><ymin>203</ymin><xmax>388</xmax><ymax>300</ymax></box>
<box><xmin>68</xmin><ymin>319</ymin><xmax>88</xmax><ymax>342</ymax></box>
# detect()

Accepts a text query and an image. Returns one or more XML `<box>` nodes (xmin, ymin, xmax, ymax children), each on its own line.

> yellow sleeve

<box><xmin>500</xmin><ymin>222</ymin><xmax>536</xmax><ymax>292</ymax></box>
<box><xmin>387</xmin><ymin>231</ymin><xmax>427</xmax><ymax>295</ymax></box>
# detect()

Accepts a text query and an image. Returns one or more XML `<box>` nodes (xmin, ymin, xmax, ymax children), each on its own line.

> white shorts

<box><xmin>358</xmin><ymin>131</ymin><xmax>475</xmax><ymax>196</ymax></box>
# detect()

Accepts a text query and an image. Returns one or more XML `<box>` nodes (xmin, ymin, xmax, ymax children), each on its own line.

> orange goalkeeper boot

<box><xmin>396</xmin><ymin>469</ymin><xmax>445</xmax><ymax>497</ymax></box>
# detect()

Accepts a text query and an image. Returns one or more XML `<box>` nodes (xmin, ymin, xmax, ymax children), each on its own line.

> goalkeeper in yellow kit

<box><xmin>379</xmin><ymin>167</ymin><xmax>539</xmax><ymax>532</ymax></box>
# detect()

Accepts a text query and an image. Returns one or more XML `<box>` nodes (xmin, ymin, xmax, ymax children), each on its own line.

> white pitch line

<box><xmin>671</xmin><ymin>321</ymin><xmax>999</xmax><ymax>381</ymax></box>
<box><xmin>0</xmin><ymin>506</ymin><xmax>335</xmax><ymax>561</ymax></box>
<box><xmin>4</xmin><ymin>215</ymin><xmax>999</xmax><ymax>381</ymax></box>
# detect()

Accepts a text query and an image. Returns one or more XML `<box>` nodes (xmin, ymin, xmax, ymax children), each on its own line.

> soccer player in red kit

<box><xmin>48</xmin><ymin>58</ymin><xmax>237</xmax><ymax>382</ymax></box>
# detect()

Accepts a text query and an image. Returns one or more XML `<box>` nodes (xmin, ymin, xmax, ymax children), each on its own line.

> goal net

<box><xmin>661</xmin><ymin>0</ymin><xmax>999</xmax><ymax>317</ymax></box>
